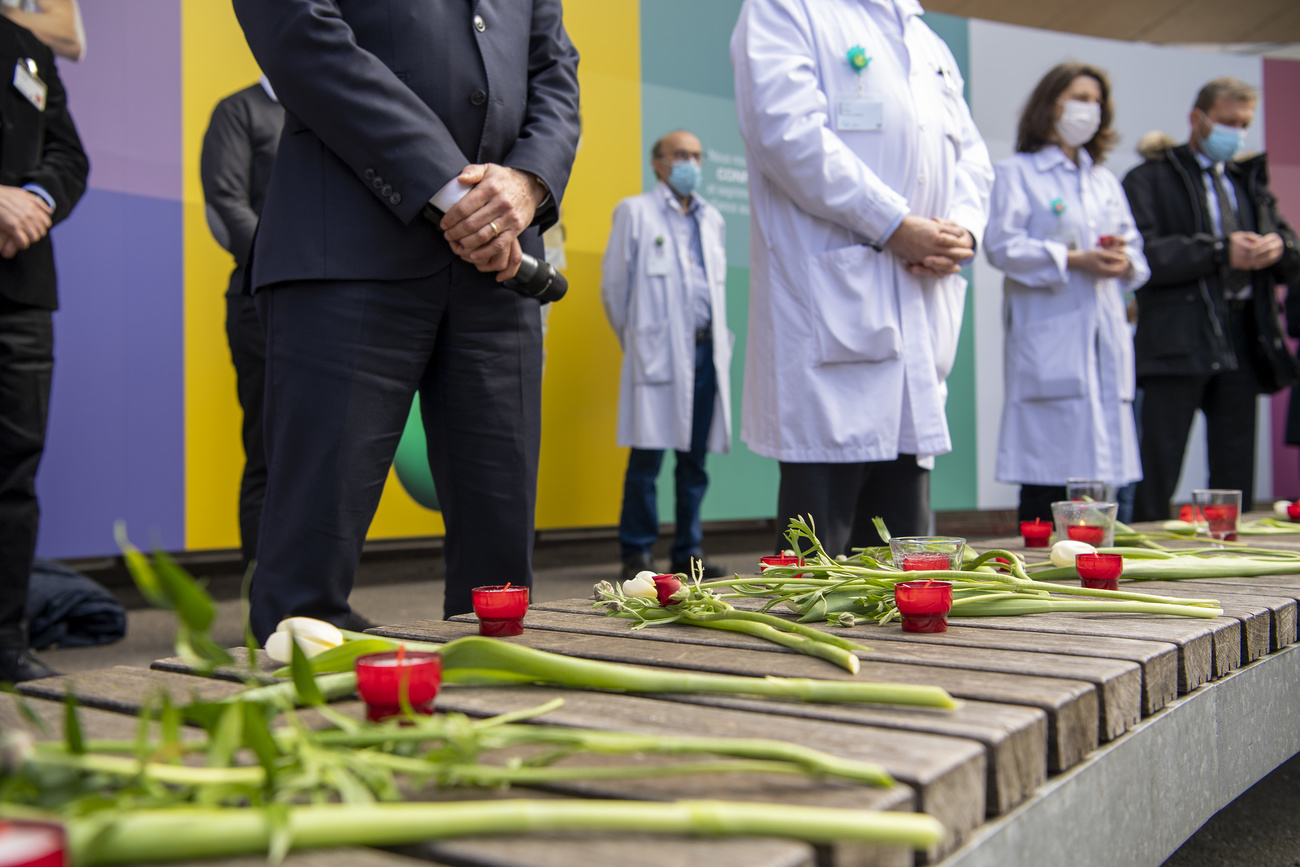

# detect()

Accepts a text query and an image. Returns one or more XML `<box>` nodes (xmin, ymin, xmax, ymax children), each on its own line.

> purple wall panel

<box><xmin>57</xmin><ymin>0</ymin><xmax>181</xmax><ymax>201</ymax></box>
<box><xmin>36</xmin><ymin>188</ymin><xmax>184</xmax><ymax>559</ymax></box>
<box><xmin>1265</xmin><ymin>59</ymin><xmax>1300</xmax><ymax>501</ymax></box>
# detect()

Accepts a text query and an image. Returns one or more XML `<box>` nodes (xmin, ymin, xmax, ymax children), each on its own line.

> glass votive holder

<box><xmin>471</xmin><ymin>585</ymin><xmax>530</xmax><ymax>636</ymax></box>
<box><xmin>889</xmin><ymin>536</ymin><xmax>965</xmax><ymax>572</ymax></box>
<box><xmin>1020</xmin><ymin>519</ymin><xmax>1052</xmax><ymax>548</ymax></box>
<box><xmin>1192</xmin><ymin>489</ymin><xmax>1241</xmax><ymax>543</ymax></box>
<box><xmin>1288</xmin><ymin>502</ymin><xmax>1300</xmax><ymax>524</ymax></box>
<box><xmin>894</xmin><ymin>580</ymin><xmax>954</xmax><ymax>633</ymax></box>
<box><xmin>1051</xmin><ymin>500</ymin><xmax>1117</xmax><ymax>548</ymax></box>
<box><xmin>760</xmin><ymin>554</ymin><xmax>804</xmax><ymax>570</ymax></box>
<box><xmin>1075</xmin><ymin>552</ymin><xmax>1123</xmax><ymax>591</ymax></box>
<box><xmin>354</xmin><ymin>651</ymin><xmax>443</xmax><ymax>722</ymax></box>
<box><xmin>0</xmin><ymin>821</ymin><xmax>64</xmax><ymax>867</ymax></box>
<box><xmin>1067</xmin><ymin>478</ymin><xmax>1113</xmax><ymax>503</ymax></box>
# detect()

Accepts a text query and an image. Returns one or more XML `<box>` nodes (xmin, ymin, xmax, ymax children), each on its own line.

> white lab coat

<box><xmin>985</xmin><ymin>147</ymin><xmax>1150</xmax><ymax>487</ymax></box>
<box><xmin>601</xmin><ymin>184</ymin><xmax>732</xmax><ymax>454</ymax></box>
<box><xmin>731</xmin><ymin>0</ymin><xmax>993</xmax><ymax>464</ymax></box>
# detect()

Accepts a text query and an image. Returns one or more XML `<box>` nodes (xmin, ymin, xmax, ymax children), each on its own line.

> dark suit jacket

<box><xmin>199</xmin><ymin>82</ymin><xmax>284</xmax><ymax>297</ymax></box>
<box><xmin>0</xmin><ymin>16</ymin><xmax>88</xmax><ymax>309</ymax></box>
<box><xmin>232</xmin><ymin>0</ymin><xmax>581</xmax><ymax>291</ymax></box>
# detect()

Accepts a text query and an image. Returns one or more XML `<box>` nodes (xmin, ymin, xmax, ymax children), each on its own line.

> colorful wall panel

<box><xmin>28</xmin><ymin>2</ymin><xmax>1300</xmax><ymax>560</ymax></box>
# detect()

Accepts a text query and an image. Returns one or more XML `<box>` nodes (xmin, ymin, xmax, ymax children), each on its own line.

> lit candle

<box><xmin>894</xmin><ymin>580</ymin><xmax>954</xmax><ymax>633</ymax></box>
<box><xmin>354</xmin><ymin>650</ymin><xmax>443</xmax><ymax>722</ymax></box>
<box><xmin>1066</xmin><ymin>524</ymin><xmax>1105</xmax><ymax>546</ymax></box>
<box><xmin>1075</xmin><ymin>552</ymin><xmax>1123</xmax><ymax>591</ymax></box>
<box><xmin>1020</xmin><ymin>519</ymin><xmax>1051</xmax><ymax>548</ymax></box>
<box><xmin>471</xmin><ymin>584</ymin><xmax>530</xmax><ymax>637</ymax></box>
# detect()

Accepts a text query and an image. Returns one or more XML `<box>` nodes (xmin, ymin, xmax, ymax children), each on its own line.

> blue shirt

<box><xmin>661</xmin><ymin>185</ymin><xmax>712</xmax><ymax>331</ymax></box>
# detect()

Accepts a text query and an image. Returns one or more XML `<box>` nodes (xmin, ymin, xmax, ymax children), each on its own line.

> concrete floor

<box><xmin>30</xmin><ymin>542</ymin><xmax>1300</xmax><ymax>867</ymax></box>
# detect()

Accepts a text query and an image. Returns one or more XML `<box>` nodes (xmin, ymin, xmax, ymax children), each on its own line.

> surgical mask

<box><xmin>667</xmin><ymin>160</ymin><xmax>702</xmax><ymax>197</ymax></box>
<box><xmin>1199</xmin><ymin>119</ymin><xmax>1247</xmax><ymax>163</ymax></box>
<box><xmin>1054</xmin><ymin>100</ymin><xmax>1101</xmax><ymax>149</ymax></box>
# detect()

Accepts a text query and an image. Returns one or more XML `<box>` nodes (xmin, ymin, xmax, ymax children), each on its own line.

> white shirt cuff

<box><xmin>429</xmin><ymin>177</ymin><xmax>471</xmax><ymax>214</ymax></box>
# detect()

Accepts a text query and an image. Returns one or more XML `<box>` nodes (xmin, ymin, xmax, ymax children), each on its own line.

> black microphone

<box><xmin>421</xmin><ymin>201</ymin><xmax>567</xmax><ymax>303</ymax></box>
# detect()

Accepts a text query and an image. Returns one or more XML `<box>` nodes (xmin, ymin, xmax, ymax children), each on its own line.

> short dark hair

<box><xmin>1194</xmin><ymin>77</ymin><xmax>1257</xmax><ymax>113</ymax></box>
<box><xmin>1016</xmin><ymin>63</ymin><xmax>1118</xmax><ymax>163</ymax></box>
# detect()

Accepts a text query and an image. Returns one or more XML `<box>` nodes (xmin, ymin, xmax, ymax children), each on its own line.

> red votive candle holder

<box><xmin>1288</xmin><ymin>502</ymin><xmax>1300</xmax><ymax>524</ymax></box>
<box><xmin>0</xmin><ymin>821</ymin><xmax>65</xmax><ymax>867</ymax></box>
<box><xmin>1076</xmin><ymin>552</ymin><xmax>1123</xmax><ymax>591</ymax></box>
<box><xmin>471</xmin><ymin>584</ymin><xmax>529</xmax><ymax>637</ymax></box>
<box><xmin>902</xmin><ymin>553</ymin><xmax>954</xmax><ymax>571</ymax></box>
<box><xmin>760</xmin><ymin>554</ymin><xmax>804</xmax><ymax>569</ymax></box>
<box><xmin>1020</xmin><ymin>519</ymin><xmax>1051</xmax><ymax>548</ymax></box>
<box><xmin>1066</xmin><ymin>524</ymin><xmax>1106</xmax><ymax>546</ymax></box>
<box><xmin>354</xmin><ymin>651</ymin><xmax>443</xmax><ymax>722</ymax></box>
<box><xmin>1201</xmin><ymin>505</ymin><xmax>1240</xmax><ymax>542</ymax></box>
<box><xmin>894</xmin><ymin>580</ymin><xmax>953</xmax><ymax>633</ymax></box>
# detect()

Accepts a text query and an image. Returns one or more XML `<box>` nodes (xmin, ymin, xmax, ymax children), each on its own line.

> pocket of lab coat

<box><xmin>630</xmin><ymin>320</ymin><xmax>672</xmax><ymax>385</ymax></box>
<box><xmin>806</xmin><ymin>244</ymin><xmax>901</xmax><ymax>365</ymax></box>
<box><xmin>930</xmin><ymin>273</ymin><xmax>967</xmax><ymax>381</ymax></box>
<box><xmin>1010</xmin><ymin>309</ymin><xmax>1088</xmax><ymax>401</ymax></box>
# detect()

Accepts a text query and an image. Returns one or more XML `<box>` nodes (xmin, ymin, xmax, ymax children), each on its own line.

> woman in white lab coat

<box><xmin>986</xmin><ymin>63</ymin><xmax>1150</xmax><ymax>523</ymax></box>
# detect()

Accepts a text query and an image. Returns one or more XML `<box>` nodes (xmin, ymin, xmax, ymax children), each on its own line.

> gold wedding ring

<box><xmin>489</xmin><ymin>221</ymin><xmax>501</xmax><ymax>238</ymax></box>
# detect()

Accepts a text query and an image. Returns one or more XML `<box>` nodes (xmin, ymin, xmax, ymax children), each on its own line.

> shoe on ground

<box><xmin>671</xmin><ymin>556</ymin><xmax>729</xmax><ymax>579</ymax></box>
<box><xmin>343</xmin><ymin>610</ymin><xmax>379</xmax><ymax>632</ymax></box>
<box><xmin>619</xmin><ymin>551</ymin><xmax>655</xmax><ymax>584</ymax></box>
<box><xmin>0</xmin><ymin>648</ymin><xmax>59</xmax><ymax>683</ymax></box>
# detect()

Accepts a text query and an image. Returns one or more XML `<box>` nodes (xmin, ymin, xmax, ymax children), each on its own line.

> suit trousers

<box><xmin>618</xmin><ymin>337</ymin><xmax>717</xmax><ymax>565</ymax></box>
<box><xmin>1133</xmin><ymin>304</ymin><xmax>1260</xmax><ymax>522</ymax></box>
<box><xmin>0</xmin><ymin>302</ymin><xmax>52</xmax><ymax>645</ymax></box>
<box><xmin>225</xmin><ymin>291</ymin><xmax>266</xmax><ymax>571</ymax></box>
<box><xmin>776</xmin><ymin>456</ymin><xmax>930</xmax><ymax>557</ymax></box>
<box><xmin>250</xmin><ymin>263</ymin><xmax>542</xmax><ymax>641</ymax></box>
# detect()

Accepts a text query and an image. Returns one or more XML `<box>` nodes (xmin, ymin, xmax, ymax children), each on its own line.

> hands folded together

<box><xmin>0</xmin><ymin>186</ymin><xmax>52</xmax><ymax>260</ymax></box>
<box><xmin>437</xmin><ymin>164</ymin><xmax>548</xmax><ymax>282</ymax></box>
<box><xmin>885</xmin><ymin>215</ymin><xmax>974</xmax><ymax>278</ymax></box>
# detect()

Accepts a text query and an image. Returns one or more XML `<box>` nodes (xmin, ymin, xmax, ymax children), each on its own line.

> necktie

<box><xmin>1209</xmin><ymin>166</ymin><xmax>1250</xmax><ymax>297</ymax></box>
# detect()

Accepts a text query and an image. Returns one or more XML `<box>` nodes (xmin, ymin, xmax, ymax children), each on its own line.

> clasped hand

<box><xmin>438</xmin><ymin>164</ymin><xmax>547</xmax><ymax>282</ymax></box>
<box><xmin>0</xmin><ymin>185</ymin><xmax>52</xmax><ymax>259</ymax></box>
<box><xmin>885</xmin><ymin>216</ymin><xmax>974</xmax><ymax>278</ymax></box>
<box><xmin>1068</xmin><ymin>239</ymin><xmax>1132</xmax><ymax>279</ymax></box>
<box><xmin>1228</xmin><ymin>231</ymin><xmax>1285</xmax><ymax>271</ymax></box>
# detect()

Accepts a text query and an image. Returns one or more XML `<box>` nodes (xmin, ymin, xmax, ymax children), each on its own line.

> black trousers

<box><xmin>250</xmin><ymin>263</ymin><xmax>542</xmax><ymax>641</ymax></box>
<box><xmin>1133</xmin><ymin>305</ymin><xmax>1260</xmax><ymax>522</ymax></box>
<box><xmin>0</xmin><ymin>302</ymin><xmax>52</xmax><ymax>647</ymax></box>
<box><xmin>776</xmin><ymin>455</ymin><xmax>930</xmax><ymax>557</ymax></box>
<box><xmin>225</xmin><ymin>292</ymin><xmax>266</xmax><ymax>571</ymax></box>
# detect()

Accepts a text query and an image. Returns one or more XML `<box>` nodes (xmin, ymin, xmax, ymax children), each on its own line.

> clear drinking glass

<box><xmin>1067</xmin><ymin>478</ymin><xmax>1113</xmax><ymax>504</ymax></box>
<box><xmin>1192</xmin><ymin>489</ymin><xmax>1242</xmax><ymax>545</ymax></box>
<box><xmin>888</xmin><ymin>536</ymin><xmax>966</xmax><ymax>571</ymax></box>
<box><xmin>1051</xmin><ymin>500</ymin><xmax>1118</xmax><ymax>548</ymax></box>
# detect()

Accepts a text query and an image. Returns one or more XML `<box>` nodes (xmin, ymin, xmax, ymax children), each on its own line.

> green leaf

<box><xmin>116</xmin><ymin>523</ymin><xmax>168</xmax><ymax>610</ymax></box>
<box><xmin>153</xmin><ymin>549</ymin><xmax>217</xmax><ymax>632</ymax></box>
<box><xmin>270</xmin><ymin>638</ymin><xmax>400</xmax><ymax>678</ymax></box>
<box><xmin>290</xmin><ymin>632</ymin><xmax>325</xmax><ymax>707</ymax></box>
<box><xmin>241</xmin><ymin>702</ymin><xmax>281</xmax><ymax>783</ymax></box>
<box><xmin>63</xmin><ymin>692</ymin><xmax>85</xmax><ymax>755</ymax></box>
<box><xmin>207</xmin><ymin>702</ymin><xmax>243</xmax><ymax>768</ymax></box>
<box><xmin>265</xmin><ymin>803</ymin><xmax>293</xmax><ymax>865</ymax></box>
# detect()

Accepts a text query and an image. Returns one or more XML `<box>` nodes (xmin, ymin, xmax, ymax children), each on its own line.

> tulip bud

<box><xmin>652</xmin><ymin>573</ymin><xmax>685</xmax><ymax>607</ymax></box>
<box><xmin>622</xmin><ymin>572</ymin><xmax>658</xmax><ymax>599</ymax></box>
<box><xmin>264</xmin><ymin>616</ymin><xmax>345</xmax><ymax>663</ymax></box>
<box><xmin>1050</xmin><ymin>539</ymin><xmax>1097</xmax><ymax>567</ymax></box>
<box><xmin>1274</xmin><ymin>500</ymin><xmax>1291</xmax><ymax>518</ymax></box>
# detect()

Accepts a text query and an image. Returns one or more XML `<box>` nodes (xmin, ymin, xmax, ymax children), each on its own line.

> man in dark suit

<box><xmin>0</xmin><ymin>14</ymin><xmax>88</xmax><ymax>682</ymax></box>
<box><xmin>232</xmin><ymin>0</ymin><xmax>581</xmax><ymax>641</ymax></box>
<box><xmin>199</xmin><ymin>75</ymin><xmax>284</xmax><ymax>573</ymax></box>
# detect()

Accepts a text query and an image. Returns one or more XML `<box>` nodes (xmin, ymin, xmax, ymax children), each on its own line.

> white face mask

<box><xmin>1055</xmin><ymin>100</ymin><xmax>1101</xmax><ymax>149</ymax></box>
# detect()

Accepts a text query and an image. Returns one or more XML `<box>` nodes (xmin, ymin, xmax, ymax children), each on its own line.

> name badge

<box><xmin>837</xmin><ymin>99</ymin><xmax>883</xmax><ymax>131</ymax></box>
<box><xmin>645</xmin><ymin>242</ymin><xmax>671</xmax><ymax>277</ymax></box>
<box><xmin>13</xmin><ymin>59</ymin><xmax>45</xmax><ymax>111</ymax></box>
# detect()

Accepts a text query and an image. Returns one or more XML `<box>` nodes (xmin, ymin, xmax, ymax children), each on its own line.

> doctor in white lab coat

<box><xmin>602</xmin><ymin>130</ymin><xmax>733</xmax><ymax>582</ymax></box>
<box><xmin>984</xmin><ymin>63</ymin><xmax>1149</xmax><ymax>523</ymax></box>
<box><xmin>731</xmin><ymin>0</ymin><xmax>993</xmax><ymax>555</ymax></box>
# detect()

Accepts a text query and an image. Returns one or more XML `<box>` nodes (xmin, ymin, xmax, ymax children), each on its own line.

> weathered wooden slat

<box><xmin>930</xmin><ymin>612</ymin><xmax>1229</xmax><ymax>693</ymax></box>
<box><xmin>371</xmin><ymin>619</ymin><xmax>1096</xmax><ymax>777</ymax></box>
<box><xmin>417</xmin><ymin>833</ymin><xmax>820</xmax><ymax>867</ymax></box>
<box><xmin>0</xmin><ymin>693</ymin><xmax>201</xmax><ymax>743</ymax></box>
<box><xmin>1190</xmin><ymin>580</ymin><xmax>1300</xmax><ymax>649</ymax></box>
<box><xmin>146</xmin><ymin>850</ymin><xmax>457</xmax><ymax>867</ymax></box>
<box><xmin>1120</xmin><ymin>581</ymin><xmax>1294</xmax><ymax>659</ymax></box>
<box><xmin>16</xmin><ymin>665</ymin><xmax>247</xmax><ymax>714</ymax></box>
<box><xmin>521</xmin><ymin>603</ymin><xmax>1138</xmax><ymax>742</ymax></box>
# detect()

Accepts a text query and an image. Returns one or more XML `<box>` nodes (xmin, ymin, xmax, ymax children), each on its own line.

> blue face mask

<box><xmin>1200</xmin><ymin>118</ymin><xmax>1247</xmax><ymax>163</ymax></box>
<box><xmin>667</xmin><ymin>160</ymin><xmax>702</xmax><ymax>197</ymax></box>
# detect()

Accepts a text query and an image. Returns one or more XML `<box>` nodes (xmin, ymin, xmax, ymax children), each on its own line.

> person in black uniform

<box><xmin>200</xmin><ymin>75</ymin><xmax>284</xmax><ymax>573</ymax></box>
<box><xmin>232</xmin><ymin>0</ymin><xmax>580</xmax><ymax>641</ymax></box>
<box><xmin>0</xmin><ymin>14</ymin><xmax>88</xmax><ymax>682</ymax></box>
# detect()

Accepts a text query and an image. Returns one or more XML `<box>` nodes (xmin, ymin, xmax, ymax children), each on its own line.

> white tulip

<box><xmin>1050</xmin><ymin>539</ymin><xmax>1096</xmax><ymax>567</ymax></box>
<box><xmin>1274</xmin><ymin>500</ymin><xmax>1292</xmax><ymax>518</ymax></box>
<box><xmin>263</xmin><ymin>616</ymin><xmax>345</xmax><ymax>663</ymax></box>
<box><xmin>622</xmin><ymin>571</ymin><xmax>658</xmax><ymax>599</ymax></box>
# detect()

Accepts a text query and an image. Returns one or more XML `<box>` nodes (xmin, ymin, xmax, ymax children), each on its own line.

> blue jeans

<box><xmin>619</xmin><ymin>338</ymin><xmax>717</xmax><ymax>564</ymax></box>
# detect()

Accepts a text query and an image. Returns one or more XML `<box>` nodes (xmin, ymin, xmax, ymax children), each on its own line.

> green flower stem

<box><xmin>684</xmin><ymin>608</ymin><xmax>870</xmax><ymax>651</ymax></box>
<box><xmin>950</xmin><ymin>594</ymin><xmax>1221</xmax><ymax>619</ymax></box>
<box><xmin>63</xmin><ymin>800</ymin><xmax>946</xmax><ymax>865</ymax></box>
<box><xmin>687</xmin><ymin>617</ymin><xmax>862</xmax><ymax>673</ymax></box>
<box><xmin>24</xmin><ymin>750</ymin><xmax>264</xmax><ymax>786</ymax></box>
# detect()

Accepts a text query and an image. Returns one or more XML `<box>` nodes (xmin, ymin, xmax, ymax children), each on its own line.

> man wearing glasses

<box><xmin>602</xmin><ymin>130</ymin><xmax>733</xmax><ymax>582</ymax></box>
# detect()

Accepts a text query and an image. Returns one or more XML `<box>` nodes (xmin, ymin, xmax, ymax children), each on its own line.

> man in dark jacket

<box><xmin>0</xmin><ymin>15</ymin><xmax>88</xmax><ymax>682</ymax></box>
<box><xmin>199</xmin><ymin>76</ymin><xmax>283</xmax><ymax>573</ymax></box>
<box><xmin>1124</xmin><ymin>77</ymin><xmax>1300</xmax><ymax>522</ymax></box>
<box><xmin>232</xmin><ymin>0</ymin><xmax>580</xmax><ymax>641</ymax></box>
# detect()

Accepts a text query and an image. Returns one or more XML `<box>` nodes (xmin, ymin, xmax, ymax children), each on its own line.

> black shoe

<box><xmin>620</xmin><ymin>552</ymin><xmax>655</xmax><ymax>583</ymax></box>
<box><xmin>671</xmin><ymin>556</ymin><xmax>729</xmax><ymax>579</ymax></box>
<box><xmin>0</xmin><ymin>648</ymin><xmax>59</xmax><ymax>683</ymax></box>
<box><xmin>343</xmin><ymin>611</ymin><xmax>379</xmax><ymax>632</ymax></box>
